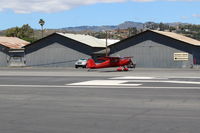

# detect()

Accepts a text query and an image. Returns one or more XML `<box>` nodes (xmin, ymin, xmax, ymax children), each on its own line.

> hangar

<box><xmin>109</xmin><ymin>30</ymin><xmax>200</xmax><ymax>68</ymax></box>
<box><xmin>24</xmin><ymin>33</ymin><xmax>115</xmax><ymax>67</ymax></box>
<box><xmin>0</xmin><ymin>37</ymin><xmax>29</xmax><ymax>67</ymax></box>
<box><xmin>0</xmin><ymin>40</ymin><xmax>9</xmax><ymax>67</ymax></box>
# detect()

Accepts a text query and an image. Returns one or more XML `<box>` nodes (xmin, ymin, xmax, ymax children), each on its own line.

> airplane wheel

<box><xmin>117</xmin><ymin>67</ymin><xmax>123</xmax><ymax>71</ymax></box>
<box><xmin>123</xmin><ymin>68</ymin><xmax>129</xmax><ymax>71</ymax></box>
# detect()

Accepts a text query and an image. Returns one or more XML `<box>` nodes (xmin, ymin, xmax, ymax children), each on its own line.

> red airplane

<box><xmin>86</xmin><ymin>56</ymin><xmax>135</xmax><ymax>71</ymax></box>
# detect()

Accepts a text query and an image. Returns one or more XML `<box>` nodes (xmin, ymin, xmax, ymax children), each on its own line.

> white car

<box><xmin>75</xmin><ymin>58</ymin><xmax>88</xmax><ymax>68</ymax></box>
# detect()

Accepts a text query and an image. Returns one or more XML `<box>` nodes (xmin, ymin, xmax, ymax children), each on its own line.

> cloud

<box><xmin>132</xmin><ymin>0</ymin><xmax>200</xmax><ymax>1</ymax></box>
<box><xmin>181</xmin><ymin>16</ymin><xmax>189</xmax><ymax>20</ymax></box>
<box><xmin>132</xmin><ymin>0</ymin><xmax>155</xmax><ymax>2</ymax></box>
<box><xmin>0</xmin><ymin>0</ymin><xmax>127</xmax><ymax>13</ymax></box>
<box><xmin>192</xmin><ymin>14</ymin><xmax>200</xmax><ymax>18</ymax></box>
<box><xmin>0</xmin><ymin>0</ymin><xmax>199</xmax><ymax>13</ymax></box>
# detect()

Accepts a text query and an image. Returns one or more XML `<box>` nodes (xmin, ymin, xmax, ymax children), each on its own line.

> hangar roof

<box><xmin>0</xmin><ymin>36</ymin><xmax>30</xmax><ymax>49</ymax></box>
<box><xmin>99</xmin><ymin>39</ymin><xmax>120</xmax><ymax>44</ymax></box>
<box><xmin>57</xmin><ymin>33</ymin><xmax>118</xmax><ymax>48</ymax></box>
<box><xmin>152</xmin><ymin>30</ymin><xmax>200</xmax><ymax>46</ymax></box>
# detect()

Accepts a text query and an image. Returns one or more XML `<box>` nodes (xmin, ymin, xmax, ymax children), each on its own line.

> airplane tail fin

<box><xmin>86</xmin><ymin>59</ymin><xmax>96</xmax><ymax>68</ymax></box>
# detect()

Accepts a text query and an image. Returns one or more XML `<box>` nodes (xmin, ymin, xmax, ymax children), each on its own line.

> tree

<box><xmin>39</xmin><ymin>19</ymin><xmax>45</xmax><ymax>38</ymax></box>
<box><xmin>159</xmin><ymin>23</ymin><xmax>165</xmax><ymax>31</ymax></box>
<box><xmin>145</xmin><ymin>22</ymin><xmax>159</xmax><ymax>30</ymax></box>
<box><xmin>6</xmin><ymin>27</ymin><xmax>20</xmax><ymax>37</ymax></box>
<box><xmin>6</xmin><ymin>24</ymin><xmax>35</xmax><ymax>42</ymax></box>
<box><xmin>19</xmin><ymin>24</ymin><xmax>33</xmax><ymax>37</ymax></box>
<box><xmin>128</xmin><ymin>27</ymin><xmax>137</xmax><ymax>37</ymax></box>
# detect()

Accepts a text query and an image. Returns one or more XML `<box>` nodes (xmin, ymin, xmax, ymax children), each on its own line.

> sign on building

<box><xmin>174</xmin><ymin>53</ymin><xmax>189</xmax><ymax>61</ymax></box>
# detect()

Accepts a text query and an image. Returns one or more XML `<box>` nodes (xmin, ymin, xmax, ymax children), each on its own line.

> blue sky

<box><xmin>0</xmin><ymin>0</ymin><xmax>200</xmax><ymax>30</ymax></box>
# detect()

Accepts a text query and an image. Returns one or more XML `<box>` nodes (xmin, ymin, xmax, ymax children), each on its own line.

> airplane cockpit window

<box><xmin>111</xmin><ymin>59</ymin><xmax>119</xmax><ymax>63</ymax></box>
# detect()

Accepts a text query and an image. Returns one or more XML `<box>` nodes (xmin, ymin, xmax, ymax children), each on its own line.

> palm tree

<box><xmin>39</xmin><ymin>19</ymin><xmax>45</xmax><ymax>38</ymax></box>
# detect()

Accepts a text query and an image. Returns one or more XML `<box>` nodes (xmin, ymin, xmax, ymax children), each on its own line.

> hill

<box><xmin>0</xmin><ymin>21</ymin><xmax>198</xmax><ymax>41</ymax></box>
<box><xmin>61</xmin><ymin>21</ymin><xmax>188</xmax><ymax>32</ymax></box>
<box><xmin>61</xmin><ymin>21</ymin><xmax>144</xmax><ymax>32</ymax></box>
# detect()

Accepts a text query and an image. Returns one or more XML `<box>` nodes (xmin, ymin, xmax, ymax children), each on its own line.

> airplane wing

<box><xmin>123</xmin><ymin>56</ymin><xmax>133</xmax><ymax>59</ymax></box>
<box><xmin>97</xmin><ymin>56</ymin><xmax>120</xmax><ymax>61</ymax></box>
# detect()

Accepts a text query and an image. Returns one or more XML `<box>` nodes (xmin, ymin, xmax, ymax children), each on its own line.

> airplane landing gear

<box><xmin>123</xmin><ymin>67</ymin><xmax>129</xmax><ymax>71</ymax></box>
<box><xmin>117</xmin><ymin>67</ymin><xmax>129</xmax><ymax>71</ymax></box>
<box><xmin>117</xmin><ymin>67</ymin><xmax>123</xmax><ymax>71</ymax></box>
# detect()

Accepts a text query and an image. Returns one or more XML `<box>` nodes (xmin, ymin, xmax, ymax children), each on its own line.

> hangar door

<box><xmin>132</xmin><ymin>45</ymin><xmax>171</xmax><ymax>68</ymax></box>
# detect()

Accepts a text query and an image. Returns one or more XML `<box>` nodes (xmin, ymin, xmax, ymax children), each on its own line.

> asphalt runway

<box><xmin>0</xmin><ymin>68</ymin><xmax>200</xmax><ymax>133</ymax></box>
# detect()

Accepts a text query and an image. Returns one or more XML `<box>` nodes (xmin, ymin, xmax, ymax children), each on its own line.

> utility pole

<box><xmin>105</xmin><ymin>31</ymin><xmax>108</xmax><ymax>56</ymax></box>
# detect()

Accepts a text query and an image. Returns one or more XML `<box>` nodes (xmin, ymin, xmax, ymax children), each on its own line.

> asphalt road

<box><xmin>0</xmin><ymin>68</ymin><xmax>200</xmax><ymax>133</ymax></box>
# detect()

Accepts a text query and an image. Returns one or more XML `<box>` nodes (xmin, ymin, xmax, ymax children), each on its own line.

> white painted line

<box><xmin>0</xmin><ymin>84</ymin><xmax>69</xmax><ymax>88</ymax></box>
<box><xmin>163</xmin><ymin>80</ymin><xmax>200</xmax><ymax>85</ymax></box>
<box><xmin>67</xmin><ymin>86</ymin><xmax>200</xmax><ymax>89</ymax></box>
<box><xmin>124</xmin><ymin>80</ymin><xmax>200</xmax><ymax>85</ymax></box>
<box><xmin>67</xmin><ymin>80</ymin><xmax>142</xmax><ymax>86</ymax></box>
<box><xmin>110</xmin><ymin>76</ymin><xmax>167</xmax><ymax>80</ymax></box>
<box><xmin>110</xmin><ymin>76</ymin><xmax>155</xmax><ymax>79</ymax></box>
<box><xmin>0</xmin><ymin>84</ymin><xmax>199</xmax><ymax>89</ymax></box>
<box><xmin>168</xmin><ymin>77</ymin><xmax>200</xmax><ymax>79</ymax></box>
<box><xmin>67</xmin><ymin>78</ymin><xmax>200</xmax><ymax>86</ymax></box>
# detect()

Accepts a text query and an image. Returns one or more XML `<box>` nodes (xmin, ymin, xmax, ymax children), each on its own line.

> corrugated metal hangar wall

<box><xmin>109</xmin><ymin>30</ymin><xmax>200</xmax><ymax>68</ymax></box>
<box><xmin>0</xmin><ymin>45</ymin><xmax>9</xmax><ymax>67</ymax></box>
<box><xmin>0</xmin><ymin>37</ymin><xmax>30</xmax><ymax>67</ymax></box>
<box><xmin>25</xmin><ymin>33</ymin><xmax>93</xmax><ymax>67</ymax></box>
<box><xmin>23</xmin><ymin>31</ymin><xmax>200</xmax><ymax>68</ymax></box>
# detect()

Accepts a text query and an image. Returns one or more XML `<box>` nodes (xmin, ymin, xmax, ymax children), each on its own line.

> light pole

<box><xmin>106</xmin><ymin>31</ymin><xmax>108</xmax><ymax>56</ymax></box>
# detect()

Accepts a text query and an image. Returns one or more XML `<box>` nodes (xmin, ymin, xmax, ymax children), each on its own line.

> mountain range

<box><xmin>60</xmin><ymin>21</ymin><xmax>189</xmax><ymax>32</ymax></box>
<box><xmin>0</xmin><ymin>21</ymin><xmax>190</xmax><ymax>37</ymax></box>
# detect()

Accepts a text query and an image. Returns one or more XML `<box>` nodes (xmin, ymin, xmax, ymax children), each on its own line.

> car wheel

<box><xmin>75</xmin><ymin>65</ymin><xmax>78</xmax><ymax>68</ymax></box>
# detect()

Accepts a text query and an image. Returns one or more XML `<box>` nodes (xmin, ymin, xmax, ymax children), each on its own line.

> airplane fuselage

<box><xmin>87</xmin><ymin>58</ymin><xmax>132</xmax><ymax>69</ymax></box>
